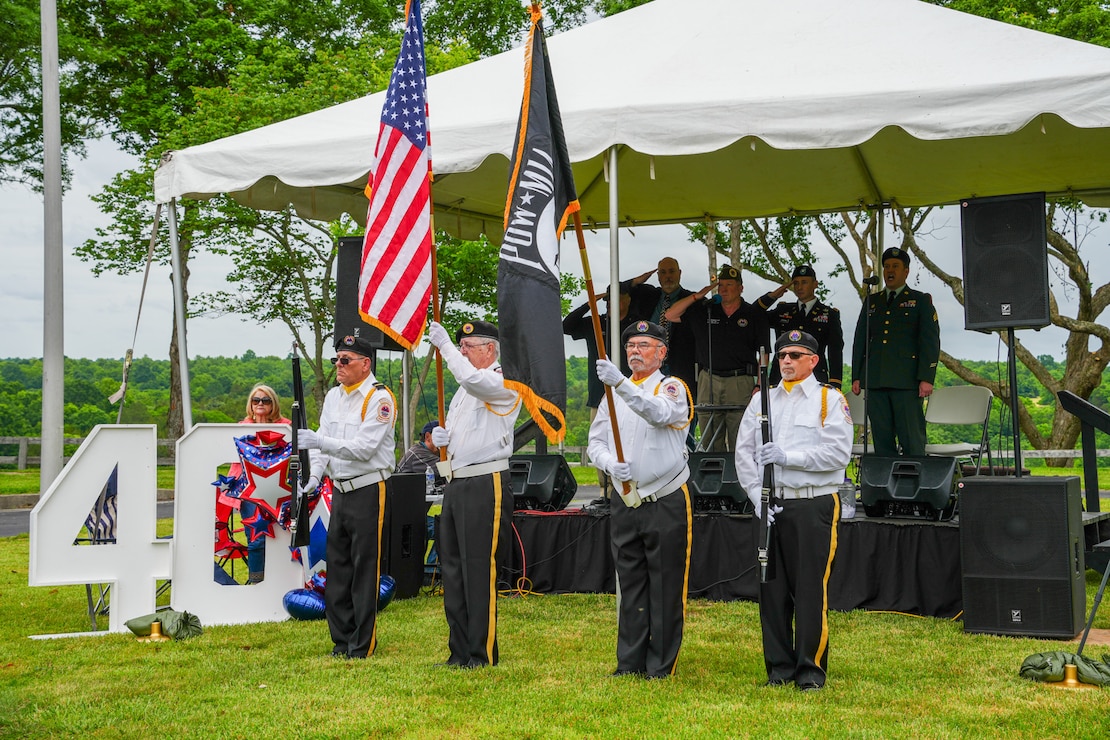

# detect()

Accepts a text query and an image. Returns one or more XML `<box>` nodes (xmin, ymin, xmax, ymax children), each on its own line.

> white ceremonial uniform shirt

<box><xmin>588</xmin><ymin>370</ymin><xmax>691</xmax><ymax>498</ymax></box>
<box><xmin>309</xmin><ymin>374</ymin><xmax>397</xmax><ymax>481</ymax></box>
<box><xmin>734</xmin><ymin>373</ymin><xmax>853</xmax><ymax>501</ymax></box>
<box><xmin>440</xmin><ymin>346</ymin><xmax>520</xmax><ymax>469</ymax></box>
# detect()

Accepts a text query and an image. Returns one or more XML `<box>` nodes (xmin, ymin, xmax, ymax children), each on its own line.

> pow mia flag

<box><xmin>497</xmin><ymin>4</ymin><xmax>579</xmax><ymax>442</ymax></box>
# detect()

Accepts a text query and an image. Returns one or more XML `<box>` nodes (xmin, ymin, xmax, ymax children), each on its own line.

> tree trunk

<box><xmin>166</xmin><ymin>220</ymin><xmax>192</xmax><ymax>441</ymax></box>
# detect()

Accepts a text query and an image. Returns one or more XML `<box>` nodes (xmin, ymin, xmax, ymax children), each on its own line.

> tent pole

<box><xmin>608</xmin><ymin>145</ymin><xmax>620</xmax><ymax>362</ymax></box>
<box><xmin>167</xmin><ymin>199</ymin><xmax>193</xmax><ymax>429</ymax></box>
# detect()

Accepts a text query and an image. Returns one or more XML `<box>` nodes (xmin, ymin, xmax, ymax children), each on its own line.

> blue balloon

<box><xmin>378</xmin><ymin>574</ymin><xmax>396</xmax><ymax>611</ymax></box>
<box><xmin>283</xmin><ymin>588</ymin><xmax>326</xmax><ymax>620</ymax></box>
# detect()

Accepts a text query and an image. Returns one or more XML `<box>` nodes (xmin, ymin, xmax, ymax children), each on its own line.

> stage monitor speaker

<box><xmin>687</xmin><ymin>452</ymin><xmax>752</xmax><ymax>515</ymax></box>
<box><xmin>859</xmin><ymin>455</ymin><xmax>959</xmax><ymax>521</ymax></box>
<box><xmin>335</xmin><ymin>236</ymin><xmax>406</xmax><ymax>353</ymax></box>
<box><xmin>960</xmin><ymin>192</ymin><xmax>1050</xmax><ymax>331</ymax></box>
<box><xmin>509</xmin><ymin>455</ymin><xmax>577</xmax><ymax>511</ymax></box>
<box><xmin>959</xmin><ymin>476</ymin><xmax>1084</xmax><ymax>639</ymax></box>
<box><xmin>383</xmin><ymin>473</ymin><xmax>426</xmax><ymax>599</ymax></box>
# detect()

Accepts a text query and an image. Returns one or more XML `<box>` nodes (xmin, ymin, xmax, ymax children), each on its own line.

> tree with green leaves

<box><xmin>1</xmin><ymin>0</ymin><xmax>93</xmax><ymax>187</ymax></box>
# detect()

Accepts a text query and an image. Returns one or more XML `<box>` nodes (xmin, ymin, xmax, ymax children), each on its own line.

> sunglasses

<box><xmin>251</xmin><ymin>397</ymin><xmax>273</xmax><ymax>405</ymax></box>
<box><xmin>331</xmin><ymin>356</ymin><xmax>364</xmax><ymax>365</ymax></box>
<box><xmin>776</xmin><ymin>351</ymin><xmax>815</xmax><ymax>361</ymax></box>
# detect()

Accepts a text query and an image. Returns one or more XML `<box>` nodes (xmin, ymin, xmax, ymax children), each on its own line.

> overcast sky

<box><xmin>0</xmin><ymin>138</ymin><xmax>1097</xmax><ymax>366</ymax></box>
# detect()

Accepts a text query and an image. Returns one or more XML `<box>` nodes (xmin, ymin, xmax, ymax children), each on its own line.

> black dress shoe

<box><xmin>610</xmin><ymin>668</ymin><xmax>645</xmax><ymax>677</ymax></box>
<box><xmin>330</xmin><ymin>649</ymin><xmax>348</xmax><ymax>659</ymax></box>
<box><xmin>764</xmin><ymin>678</ymin><xmax>791</xmax><ymax>687</ymax></box>
<box><xmin>797</xmin><ymin>682</ymin><xmax>823</xmax><ymax>692</ymax></box>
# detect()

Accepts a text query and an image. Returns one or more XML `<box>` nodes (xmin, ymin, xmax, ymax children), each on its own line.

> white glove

<box><xmin>300</xmin><ymin>476</ymin><xmax>320</xmax><ymax>496</ymax></box>
<box><xmin>428</xmin><ymin>321</ymin><xmax>451</xmax><ymax>350</ymax></box>
<box><xmin>431</xmin><ymin>426</ymin><xmax>451</xmax><ymax>448</ymax></box>
<box><xmin>596</xmin><ymin>359</ymin><xmax>624</xmax><ymax>387</ymax></box>
<box><xmin>755</xmin><ymin>442</ymin><xmax>786</xmax><ymax>467</ymax></box>
<box><xmin>298</xmin><ymin>429</ymin><xmax>320</xmax><ymax>450</ymax></box>
<box><xmin>608</xmin><ymin>461</ymin><xmax>633</xmax><ymax>482</ymax></box>
<box><xmin>752</xmin><ymin>498</ymin><xmax>784</xmax><ymax>524</ymax></box>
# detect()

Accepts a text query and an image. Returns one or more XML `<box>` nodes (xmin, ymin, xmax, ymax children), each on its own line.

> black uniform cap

<box><xmin>620</xmin><ymin>320</ymin><xmax>668</xmax><ymax>347</ymax></box>
<box><xmin>455</xmin><ymin>320</ymin><xmax>499</xmax><ymax>343</ymax></box>
<box><xmin>335</xmin><ymin>334</ymin><xmax>376</xmax><ymax>357</ymax></box>
<box><xmin>792</xmin><ymin>264</ymin><xmax>817</xmax><ymax>279</ymax></box>
<box><xmin>774</xmin><ymin>329</ymin><xmax>820</xmax><ymax>355</ymax></box>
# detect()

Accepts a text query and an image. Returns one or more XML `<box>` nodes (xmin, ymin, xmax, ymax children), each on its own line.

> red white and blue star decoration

<box><xmin>289</xmin><ymin>479</ymin><xmax>332</xmax><ymax>584</ymax></box>
<box><xmin>235</xmin><ymin>431</ymin><xmax>293</xmax><ymax>521</ymax></box>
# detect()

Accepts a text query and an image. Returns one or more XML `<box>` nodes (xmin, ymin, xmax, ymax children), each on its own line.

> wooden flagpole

<box><xmin>430</xmin><ymin>211</ymin><xmax>447</xmax><ymax>462</ymax></box>
<box><xmin>571</xmin><ymin>211</ymin><xmax>631</xmax><ymax>500</ymax></box>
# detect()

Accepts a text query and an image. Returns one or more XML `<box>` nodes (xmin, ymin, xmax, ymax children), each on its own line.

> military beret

<box><xmin>455</xmin><ymin>320</ymin><xmax>499</xmax><ymax>343</ymax></box>
<box><xmin>621</xmin><ymin>320</ymin><xmax>668</xmax><ymax>347</ymax></box>
<box><xmin>882</xmin><ymin>247</ymin><xmax>910</xmax><ymax>267</ymax></box>
<box><xmin>717</xmin><ymin>264</ymin><xmax>742</xmax><ymax>283</ymax></box>
<box><xmin>792</xmin><ymin>264</ymin><xmax>817</xmax><ymax>279</ymax></box>
<box><xmin>335</xmin><ymin>333</ymin><xmax>377</xmax><ymax>357</ymax></box>
<box><xmin>775</xmin><ymin>329</ymin><xmax>820</xmax><ymax>355</ymax></box>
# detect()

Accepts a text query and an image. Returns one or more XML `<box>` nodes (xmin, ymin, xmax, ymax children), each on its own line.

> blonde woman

<box><xmin>232</xmin><ymin>385</ymin><xmax>292</xmax><ymax>583</ymax></box>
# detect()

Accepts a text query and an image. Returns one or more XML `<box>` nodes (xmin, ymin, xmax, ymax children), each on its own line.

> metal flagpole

<box><xmin>40</xmin><ymin>0</ymin><xmax>65</xmax><ymax>486</ymax></box>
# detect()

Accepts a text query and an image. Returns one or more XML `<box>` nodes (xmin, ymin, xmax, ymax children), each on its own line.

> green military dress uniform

<box><xmin>851</xmin><ymin>285</ymin><xmax>940</xmax><ymax>456</ymax></box>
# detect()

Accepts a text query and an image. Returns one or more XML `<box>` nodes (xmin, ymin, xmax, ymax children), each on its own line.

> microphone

<box><xmin>862</xmin><ymin>276</ymin><xmax>880</xmax><ymax>286</ymax></box>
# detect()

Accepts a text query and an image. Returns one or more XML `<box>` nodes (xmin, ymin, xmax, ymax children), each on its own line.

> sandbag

<box><xmin>1019</xmin><ymin>651</ymin><xmax>1110</xmax><ymax>687</ymax></box>
<box><xmin>125</xmin><ymin>610</ymin><xmax>203</xmax><ymax>640</ymax></box>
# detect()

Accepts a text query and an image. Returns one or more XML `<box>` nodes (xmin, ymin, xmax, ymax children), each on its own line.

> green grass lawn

<box><xmin>2</xmin><ymin>527</ymin><xmax>1110</xmax><ymax>738</ymax></box>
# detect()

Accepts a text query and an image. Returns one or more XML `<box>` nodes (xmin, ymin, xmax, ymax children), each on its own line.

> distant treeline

<box><xmin>0</xmin><ymin>352</ymin><xmax>1103</xmax><ymax>456</ymax></box>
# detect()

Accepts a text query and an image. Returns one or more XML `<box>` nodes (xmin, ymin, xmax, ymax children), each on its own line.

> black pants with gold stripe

<box><xmin>326</xmin><ymin>480</ymin><xmax>386</xmax><ymax>658</ymax></box>
<box><xmin>610</xmin><ymin>484</ymin><xmax>693</xmax><ymax>678</ymax></box>
<box><xmin>439</xmin><ymin>470</ymin><xmax>512</xmax><ymax>667</ymax></box>
<box><xmin>757</xmin><ymin>493</ymin><xmax>839</xmax><ymax>687</ymax></box>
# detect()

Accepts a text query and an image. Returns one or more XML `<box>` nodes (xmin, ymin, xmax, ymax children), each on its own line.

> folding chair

<box><xmin>925</xmin><ymin>385</ymin><xmax>994</xmax><ymax>475</ymax></box>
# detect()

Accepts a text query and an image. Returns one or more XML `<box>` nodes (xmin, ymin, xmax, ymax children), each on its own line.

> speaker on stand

<box><xmin>336</xmin><ymin>236</ymin><xmax>406</xmax><ymax>357</ymax></box>
<box><xmin>960</xmin><ymin>192</ymin><xmax>1049</xmax><ymax>474</ymax></box>
<box><xmin>959</xmin><ymin>476</ymin><xmax>1084</xmax><ymax>638</ymax></box>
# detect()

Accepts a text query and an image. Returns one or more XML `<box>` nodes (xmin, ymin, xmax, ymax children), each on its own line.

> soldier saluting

<box><xmin>756</xmin><ymin>264</ymin><xmax>844</xmax><ymax>389</ymax></box>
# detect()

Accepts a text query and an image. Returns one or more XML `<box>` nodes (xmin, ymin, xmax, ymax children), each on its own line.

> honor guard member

<box><xmin>665</xmin><ymin>264</ymin><xmax>769</xmax><ymax>452</ymax></box>
<box><xmin>588</xmin><ymin>320</ymin><xmax>694</xmax><ymax>679</ymax></box>
<box><xmin>297</xmin><ymin>334</ymin><xmax>397</xmax><ymax>659</ymax></box>
<box><xmin>756</xmin><ymin>264</ymin><xmax>844</xmax><ymax>389</ymax></box>
<box><xmin>427</xmin><ymin>319</ymin><xmax>520</xmax><ymax>668</ymax></box>
<box><xmin>735</xmin><ymin>330</ymin><xmax>852</xmax><ymax>691</ymax></box>
<box><xmin>850</xmin><ymin>247</ymin><xmax>940</xmax><ymax>456</ymax></box>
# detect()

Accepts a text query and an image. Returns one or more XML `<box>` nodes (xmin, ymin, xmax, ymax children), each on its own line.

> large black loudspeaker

<box><xmin>959</xmin><ymin>476</ymin><xmax>1084</xmax><ymax>639</ymax></box>
<box><xmin>383</xmin><ymin>473</ymin><xmax>426</xmax><ymax>599</ymax></box>
<box><xmin>335</xmin><ymin>236</ymin><xmax>406</xmax><ymax>352</ymax></box>
<box><xmin>508</xmin><ymin>455</ymin><xmax>577</xmax><ymax>511</ymax></box>
<box><xmin>859</xmin><ymin>455</ymin><xmax>959</xmax><ymax>521</ymax></box>
<box><xmin>687</xmin><ymin>452</ymin><xmax>752</xmax><ymax>515</ymax></box>
<box><xmin>960</xmin><ymin>192</ymin><xmax>1050</xmax><ymax>331</ymax></box>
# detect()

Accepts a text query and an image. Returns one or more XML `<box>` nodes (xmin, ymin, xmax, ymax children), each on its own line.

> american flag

<box><xmin>358</xmin><ymin>0</ymin><xmax>432</xmax><ymax>351</ymax></box>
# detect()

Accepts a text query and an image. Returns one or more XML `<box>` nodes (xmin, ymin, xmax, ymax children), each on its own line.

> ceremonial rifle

<box><xmin>757</xmin><ymin>347</ymin><xmax>777</xmax><ymax>583</ymax></box>
<box><xmin>287</xmin><ymin>344</ymin><xmax>312</xmax><ymax>548</ymax></box>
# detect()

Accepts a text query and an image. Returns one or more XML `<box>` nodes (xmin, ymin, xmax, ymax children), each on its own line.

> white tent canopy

<box><xmin>155</xmin><ymin>0</ymin><xmax>1110</xmax><ymax>240</ymax></box>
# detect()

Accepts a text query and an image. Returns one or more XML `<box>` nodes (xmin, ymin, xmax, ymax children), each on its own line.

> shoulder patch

<box><xmin>660</xmin><ymin>380</ymin><xmax>682</xmax><ymax>400</ymax></box>
<box><xmin>376</xmin><ymin>399</ymin><xmax>394</xmax><ymax>423</ymax></box>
